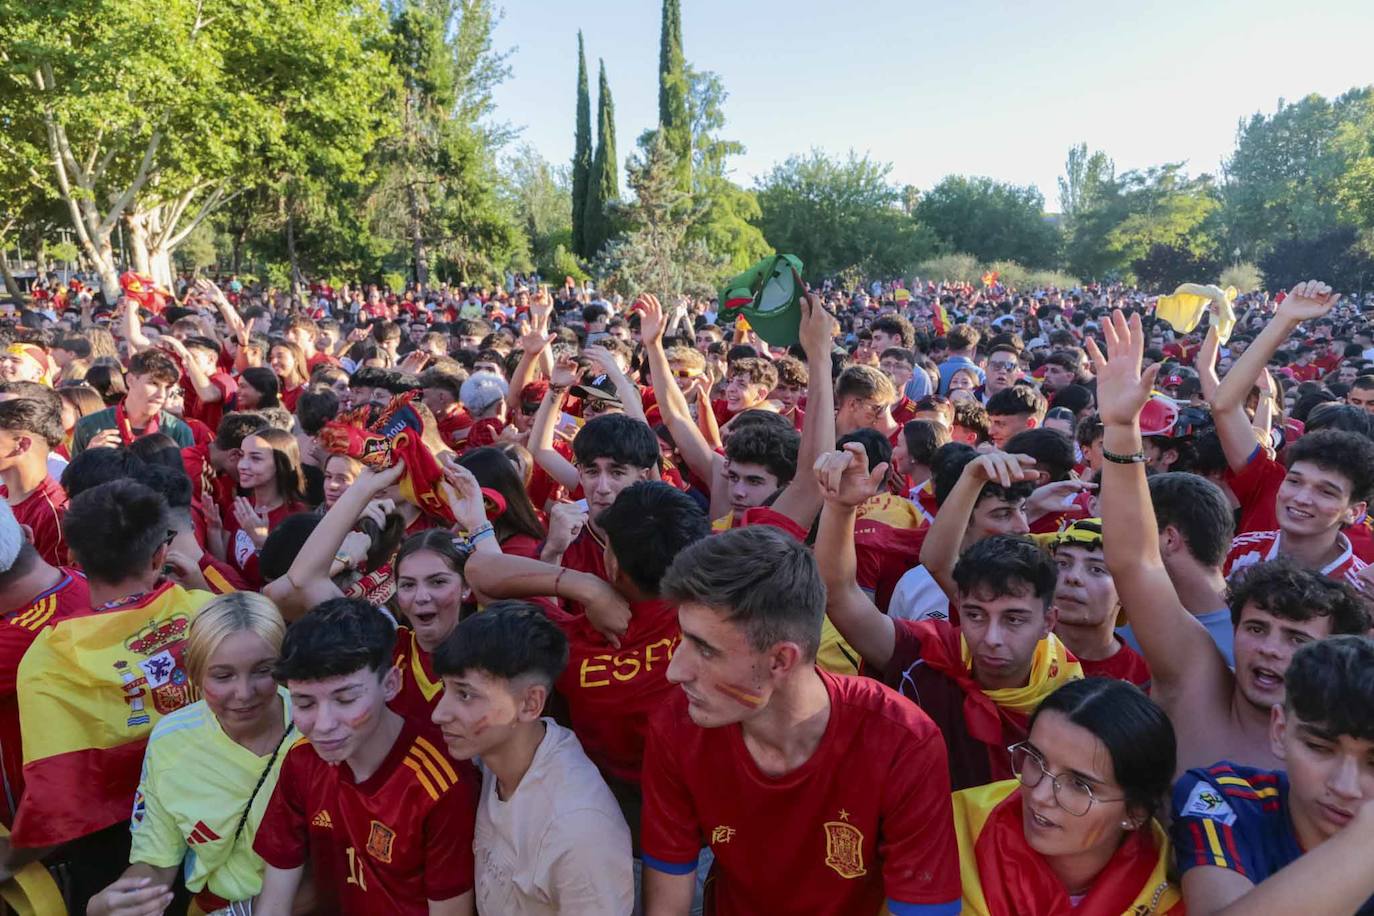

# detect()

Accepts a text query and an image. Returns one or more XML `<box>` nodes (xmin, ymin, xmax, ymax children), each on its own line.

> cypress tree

<box><xmin>584</xmin><ymin>59</ymin><xmax>618</xmax><ymax>259</ymax></box>
<box><xmin>657</xmin><ymin>0</ymin><xmax>691</xmax><ymax>194</ymax></box>
<box><xmin>571</xmin><ymin>31</ymin><xmax>592</xmax><ymax>259</ymax></box>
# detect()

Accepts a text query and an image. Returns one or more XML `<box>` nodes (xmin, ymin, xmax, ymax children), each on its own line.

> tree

<box><xmin>0</xmin><ymin>0</ymin><xmax>396</xmax><ymax>300</ymax></box>
<box><xmin>916</xmin><ymin>176</ymin><xmax>1061</xmax><ymax>268</ymax></box>
<box><xmin>369</xmin><ymin>0</ymin><xmax>518</xmax><ymax>287</ymax></box>
<box><xmin>657</xmin><ymin>0</ymin><xmax>691</xmax><ymax>195</ymax></box>
<box><xmin>682</xmin><ymin>65</ymin><xmax>767</xmax><ymax>273</ymax></box>
<box><xmin>583</xmin><ymin>60</ymin><xmax>619</xmax><ymax>260</ymax></box>
<box><xmin>570</xmin><ymin>31</ymin><xmax>592</xmax><ymax>259</ymax></box>
<box><xmin>1057</xmin><ymin>143</ymin><xmax>1115</xmax><ymax>219</ymax></box>
<box><xmin>1260</xmin><ymin>227</ymin><xmax>1373</xmax><ymax>294</ymax></box>
<box><xmin>503</xmin><ymin>145</ymin><xmax>575</xmax><ymax>278</ymax></box>
<box><xmin>755</xmin><ymin>150</ymin><xmax>938</xmax><ymax>280</ymax></box>
<box><xmin>1132</xmin><ymin>243</ymin><xmax>1221</xmax><ymax>291</ymax></box>
<box><xmin>594</xmin><ymin>134</ymin><xmax>722</xmax><ymax>301</ymax></box>
<box><xmin>1106</xmin><ymin>164</ymin><xmax>1220</xmax><ymax>267</ymax></box>
<box><xmin>1222</xmin><ymin>90</ymin><xmax>1371</xmax><ymax>260</ymax></box>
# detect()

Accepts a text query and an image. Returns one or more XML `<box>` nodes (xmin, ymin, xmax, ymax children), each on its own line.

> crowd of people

<box><xmin>0</xmin><ymin>267</ymin><xmax>1373</xmax><ymax>915</ymax></box>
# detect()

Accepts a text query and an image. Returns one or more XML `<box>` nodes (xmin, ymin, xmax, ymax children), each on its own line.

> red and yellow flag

<box><xmin>319</xmin><ymin>392</ymin><xmax>456</xmax><ymax>526</ymax></box>
<box><xmin>12</xmin><ymin>582</ymin><xmax>213</xmax><ymax>847</ymax></box>
<box><xmin>119</xmin><ymin>271</ymin><xmax>170</xmax><ymax>314</ymax></box>
<box><xmin>952</xmin><ymin>780</ymin><xmax>1182</xmax><ymax>915</ymax></box>
<box><xmin>932</xmin><ymin>303</ymin><xmax>952</xmax><ymax>336</ymax></box>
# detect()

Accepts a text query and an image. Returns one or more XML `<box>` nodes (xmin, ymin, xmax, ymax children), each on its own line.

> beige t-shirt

<box><xmin>474</xmin><ymin>720</ymin><xmax>634</xmax><ymax>916</ymax></box>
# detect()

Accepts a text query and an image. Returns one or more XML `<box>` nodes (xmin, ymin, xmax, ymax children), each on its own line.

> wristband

<box><xmin>1102</xmin><ymin>446</ymin><xmax>1147</xmax><ymax>465</ymax></box>
<box><xmin>333</xmin><ymin>550</ymin><xmax>356</xmax><ymax>570</ymax></box>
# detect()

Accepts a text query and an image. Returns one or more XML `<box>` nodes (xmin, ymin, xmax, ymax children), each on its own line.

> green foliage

<box><xmin>44</xmin><ymin>240</ymin><xmax>80</xmax><ymax>265</ymax></box>
<box><xmin>583</xmin><ymin>60</ymin><xmax>620</xmax><ymax>260</ymax></box>
<box><xmin>985</xmin><ymin>260</ymin><xmax>1030</xmax><ymax>291</ymax></box>
<box><xmin>1222</xmin><ymin>90</ymin><xmax>1372</xmax><ymax>260</ymax></box>
<box><xmin>1219</xmin><ymin>262</ymin><xmax>1264</xmax><ymax>294</ymax></box>
<box><xmin>594</xmin><ymin>134</ymin><xmax>724</xmax><ymax>301</ymax></box>
<box><xmin>680</xmin><ymin>65</ymin><xmax>767</xmax><ymax>273</ymax></box>
<box><xmin>172</xmin><ymin>223</ymin><xmax>217</xmax><ymax>273</ymax></box>
<box><xmin>756</xmin><ymin>150</ymin><xmax>938</xmax><ymax>281</ymax></box>
<box><xmin>382</xmin><ymin>271</ymin><xmax>407</xmax><ymax>294</ymax></box>
<box><xmin>1058</xmin><ymin>143</ymin><xmax>1115</xmax><ymax>220</ymax></box>
<box><xmin>657</xmin><ymin>0</ymin><xmax>691</xmax><ymax>194</ymax></box>
<box><xmin>916</xmin><ymin>176</ymin><xmax>1061</xmax><ymax>268</ymax></box>
<box><xmin>502</xmin><ymin>146</ymin><xmax>576</xmax><ymax>278</ymax></box>
<box><xmin>1132</xmin><ymin>243</ymin><xmax>1221</xmax><ymax>292</ymax></box>
<box><xmin>550</xmin><ymin>243</ymin><xmax>588</xmax><ymax>283</ymax></box>
<box><xmin>1025</xmin><ymin>269</ymin><xmax>1080</xmax><ymax>290</ymax></box>
<box><xmin>571</xmin><ymin>32</ymin><xmax>593</xmax><ymax>259</ymax></box>
<box><xmin>918</xmin><ymin>253</ymin><xmax>982</xmax><ymax>284</ymax></box>
<box><xmin>1259</xmin><ymin>227</ymin><xmax>1374</xmax><ymax>293</ymax></box>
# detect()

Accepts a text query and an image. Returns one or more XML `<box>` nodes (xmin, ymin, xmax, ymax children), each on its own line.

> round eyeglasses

<box><xmin>1009</xmin><ymin>742</ymin><xmax>1126</xmax><ymax>817</ymax></box>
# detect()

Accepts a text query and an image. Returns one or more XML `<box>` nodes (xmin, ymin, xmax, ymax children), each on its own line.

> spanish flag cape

<box><xmin>12</xmin><ymin>581</ymin><xmax>214</xmax><ymax>847</ymax></box>
<box><xmin>910</xmin><ymin>621</ymin><xmax>1082</xmax><ymax>778</ymax></box>
<box><xmin>952</xmin><ymin>780</ymin><xmax>1183</xmax><ymax>916</ymax></box>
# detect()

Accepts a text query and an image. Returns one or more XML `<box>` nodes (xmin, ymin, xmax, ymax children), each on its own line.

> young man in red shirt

<box><xmin>816</xmin><ymin>445</ymin><xmax>1081</xmax><ymax>790</ymax></box>
<box><xmin>641</xmin><ymin>525</ymin><xmax>961</xmax><ymax>916</ymax></box>
<box><xmin>0</xmin><ymin>391</ymin><xmax>69</xmax><ymax>567</ymax></box>
<box><xmin>254</xmin><ymin>598</ymin><xmax>478</xmax><ymax>915</ymax></box>
<box><xmin>1208</xmin><ymin>281</ymin><xmax>1374</xmax><ymax>588</ymax></box>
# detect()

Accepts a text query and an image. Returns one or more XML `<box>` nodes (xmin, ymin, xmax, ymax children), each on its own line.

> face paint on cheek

<box><xmin>468</xmin><ymin>715</ymin><xmax>490</xmax><ymax>737</ymax></box>
<box><xmin>713</xmin><ymin>681</ymin><xmax>765</xmax><ymax>709</ymax></box>
<box><xmin>345</xmin><ymin>707</ymin><xmax>374</xmax><ymax>730</ymax></box>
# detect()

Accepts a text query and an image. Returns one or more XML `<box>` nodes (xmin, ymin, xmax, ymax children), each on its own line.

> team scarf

<box><xmin>115</xmin><ymin>400</ymin><xmax>160</xmax><ymax>445</ymax></box>
<box><xmin>12</xmin><ymin>581</ymin><xmax>214</xmax><ymax>847</ymax></box>
<box><xmin>319</xmin><ymin>391</ymin><xmax>456</xmax><ymax>526</ymax></box>
<box><xmin>912</xmin><ymin>620</ymin><xmax>1082</xmax><ymax>747</ymax></box>
<box><xmin>951</xmin><ymin>780</ymin><xmax>1182</xmax><ymax>916</ymax></box>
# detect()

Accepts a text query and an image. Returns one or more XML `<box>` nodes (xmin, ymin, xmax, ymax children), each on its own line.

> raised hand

<box><xmin>1276</xmin><ymin>279</ymin><xmax>1340</xmax><ymax>323</ymax></box>
<box><xmin>550</xmin><ymin>355</ymin><xmax>584</xmax><ymax>388</ymax></box>
<box><xmin>636</xmin><ymin>293</ymin><xmax>666</xmax><ymax>345</ymax></box>
<box><xmin>233</xmin><ymin>497</ymin><xmax>270</xmax><ymax>548</ymax></box>
<box><xmin>797</xmin><ymin>274</ymin><xmax>837</xmax><ymax>359</ymax></box>
<box><xmin>1085</xmin><ymin>310</ymin><xmax>1158</xmax><ymax>427</ymax></box>
<box><xmin>965</xmin><ymin>451</ymin><xmax>1038</xmax><ymax>487</ymax></box>
<box><xmin>441</xmin><ymin>463</ymin><xmax>488</xmax><ymax>533</ymax></box>
<box><xmin>813</xmin><ymin>442</ymin><xmax>888</xmax><ymax>508</ymax></box>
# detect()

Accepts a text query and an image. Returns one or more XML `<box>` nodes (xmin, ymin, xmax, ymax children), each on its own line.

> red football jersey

<box><xmin>1079</xmin><ymin>642</ymin><xmax>1152</xmax><ymax>689</ymax></box>
<box><xmin>180</xmin><ymin>371</ymin><xmax>236</xmax><ymax>434</ymax></box>
<box><xmin>542</xmin><ymin>597</ymin><xmax>679</xmax><ymax>785</ymax></box>
<box><xmin>1225</xmin><ymin>447</ymin><xmax>1374</xmax><ymax>562</ymax></box>
<box><xmin>1225</xmin><ymin>528</ymin><xmax>1366</xmax><ymax>590</ymax></box>
<box><xmin>0</xmin><ymin>569</ymin><xmax>91</xmax><ymax>826</ymax></box>
<box><xmin>641</xmin><ymin>670</ymin><xmax>960</xmax><ymax>916</ymax></box>
<box><xmin>254</xmin><ymin>720</ymin><xmax>477</xmax><ymax>915</ymax></box>
<box><xmin>5</xmin><ymin>476</ymin><xmax>68</xmax><ymax>567</ymax></box>
<box><xmin>388</xmin><ymin>626</ymin><xmax>442</xmax><ymax>727</ymax></box>
<box><xmin>559</xmin><ymin>525</ymin><xmax>609</xmax><ymax>593</ymax></box>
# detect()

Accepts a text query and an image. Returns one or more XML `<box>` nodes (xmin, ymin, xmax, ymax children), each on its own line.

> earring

<box><xmin>1120</xmin><ymin>820</ymin><xmax>1135</xmax><ymax>830</ymax></box>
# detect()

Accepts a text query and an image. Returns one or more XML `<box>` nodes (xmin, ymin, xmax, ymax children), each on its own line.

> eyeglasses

<box><xmin>988</xmin><ymin>360</ymin><xmax>1018</xmax><ymax>372</ymax></box>
<box><xmin>520</xmin><ymin>402</ymin><xmax>540</xmax><ymax>416</ymax></box>
<box><xmin>1009</xmin><ymin>742</ymin><xmax>1125</xmax><ymax>817</ymax></box>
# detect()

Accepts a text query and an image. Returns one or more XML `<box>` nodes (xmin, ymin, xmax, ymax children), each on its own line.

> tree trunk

<box><xmin>407</xmin><ymin>184</ymin><xmax>429</xmax><ymax>290</ymax></box>
<box><xmin>285</xmin><ymin>209</ymin><xmax>305</xmax><ymax>304</ymax></box>
<box><xmin>0</xmin><ymin>252</ymin><xmax>26</xmax><ymax>303</ymax></box>
<box><xmin>127</xmin><ymin>212</ymin><xmax>152</xmax><ymax>276</ymax></box>
<box><xmin>32</xmin><ymin>228</ymin><xmax>48</xmax><ymax>279</ymax></box>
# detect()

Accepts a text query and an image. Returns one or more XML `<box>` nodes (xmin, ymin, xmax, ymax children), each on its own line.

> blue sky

<box><xmin>489</xmin><ymin>0</ymin><xmax>1374</xmax><ymax>210</ymax></box>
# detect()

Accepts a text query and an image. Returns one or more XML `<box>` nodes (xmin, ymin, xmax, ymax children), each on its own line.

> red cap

<box><xmin>1140</xmin><ymin>395</ymin><xmax>1180</xmax><ymax>437</ymax></box>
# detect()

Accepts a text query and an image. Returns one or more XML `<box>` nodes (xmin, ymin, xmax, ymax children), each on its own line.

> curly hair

<box><xmin>1226</xmin><ymin>557</ymin><xmax>1370</xmax><ymax>632</ymax></box>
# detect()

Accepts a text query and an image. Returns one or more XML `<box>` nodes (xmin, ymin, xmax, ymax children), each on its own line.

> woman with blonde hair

<box><xmin>88</xmin><ymin>593</ymin><xmax>296</xmax><ymax>916</ymax></box>
<box><xmin>55</xmin><ymin>385</ymin><xmax>105</xmax><ymax>458</ymax></box>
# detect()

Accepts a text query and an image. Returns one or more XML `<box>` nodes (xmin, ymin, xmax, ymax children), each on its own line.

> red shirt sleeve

<box><xmin>421</xmin><ymin>776</ymin><xmax>477</xmax><ymax>901</ymax></box>
<box><xmin>639</xmin><ymin>707</ymin><xmax>702</xmax><ymax>874</ymax></box>
<box><xmin>252</xmin><ymin>746</ymin><xmax>309</xmax><ymax>870</ymax></box>
<box><xmin>882</xmin><ymin>618</ymin><xmax>927</xmax><ymax>686</ymax></box>
<box><xmin>1224</xmin><ymin>447</ymin><xmax>1284</xmax><ymax>535</ymax></box>
<box><xmin>0</xmin><ymin>622</ymin><xmax>40</xmax><ymax>698</ymax></box>
<box><xmin>878</xmin><ymin>721</ymin><xmax>961</xmax><ymax>908</ymax></box>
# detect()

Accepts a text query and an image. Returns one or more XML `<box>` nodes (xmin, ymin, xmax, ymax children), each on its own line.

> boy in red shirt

<box><xmin>0</xmin><ymin>391</ymin><xmax>68</xmax><ymax>567</ymax></box>
<box><xmin>641</xmin><ymin>526</ymin><xmax>961</xmax><ymax>916</ymax></box>
<box><xmin>254</xmin><ymin>598</ymin><xmax>478</xmax><ymax>916</ymax></box>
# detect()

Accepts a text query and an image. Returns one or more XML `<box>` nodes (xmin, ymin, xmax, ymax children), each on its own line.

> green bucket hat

<box><xmin>718</xmin><ymin>254</ymin><xmax>804</xmax><ymax>346</ymax></box>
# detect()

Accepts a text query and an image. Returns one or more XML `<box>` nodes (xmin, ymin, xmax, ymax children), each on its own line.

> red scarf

<box><xmin>966</xmin><ymin>788</ymin><xmax>1180</xmax><ymax>916</ymax></box>
<box><xmin>114</xmin><ymin>401</ymin><xmax>159</xmax><ymax>445</ymax></box>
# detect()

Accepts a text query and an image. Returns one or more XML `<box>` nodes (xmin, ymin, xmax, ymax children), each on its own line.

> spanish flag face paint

<box><xmin>712</xmin><ymin>680</ymin><xmax>766</xmax><ymax>709</ymax></box>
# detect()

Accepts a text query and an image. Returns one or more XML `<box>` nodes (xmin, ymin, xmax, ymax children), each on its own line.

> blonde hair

<box><xmin>185</xmin><ymin>592</ymin><xmax>286</xmax><ymax>686</ymax></box>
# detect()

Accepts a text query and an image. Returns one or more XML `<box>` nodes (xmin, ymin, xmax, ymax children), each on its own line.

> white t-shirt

<box><xmin>888</xmin><ymin>564</ymin><xmax>952</xmax><ymax>622</ymax></box>
<box><xmin>474</xmin><ymin>720</ymin><xmax>633</xmax><ymax>916</ymax></box>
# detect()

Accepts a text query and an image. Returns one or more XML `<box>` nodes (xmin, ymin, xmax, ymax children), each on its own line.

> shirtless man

<box><xmin>1091</xmin><ymin>308</ymin><xmax>1370</xmax><ymax>773</ymax></box>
